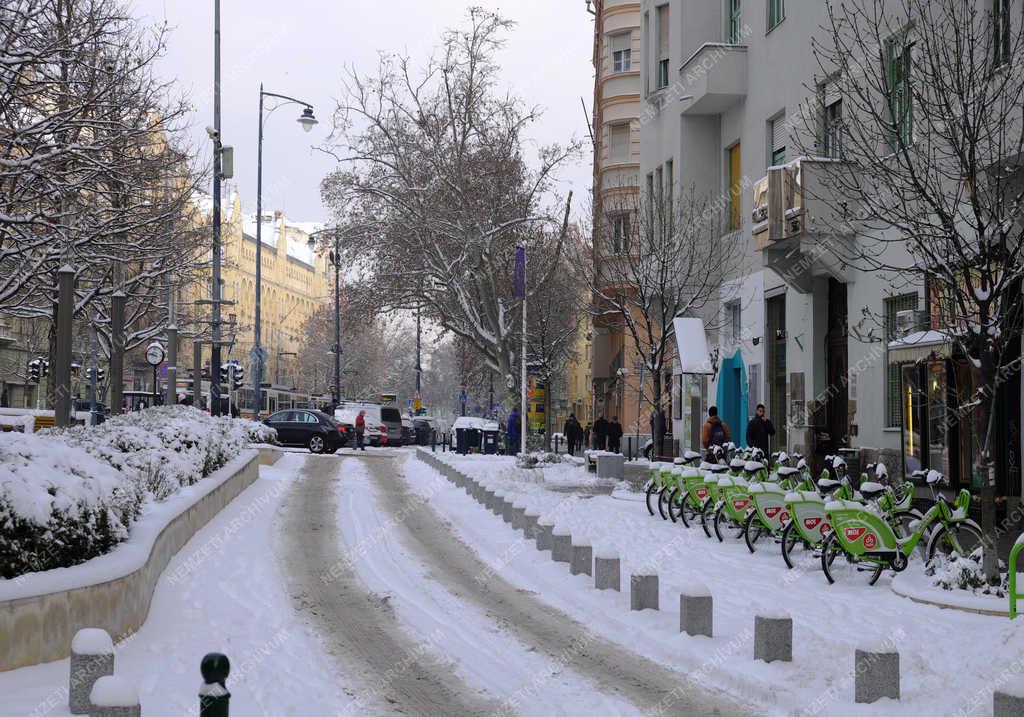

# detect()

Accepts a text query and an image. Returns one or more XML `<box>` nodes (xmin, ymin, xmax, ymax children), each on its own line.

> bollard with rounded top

<box><xmin>570</xmin><ymin>540</ymin><xmax>593</xmax><ymax>576</ymax></box>
<box><xmin>630</xmin><ymin>571</ymin><xmax>659</xmax><ymax>611</ymax></box>
<box><xmin>511</xmin><ymin>504</ymin><xmax>527</xmax><ymax>530</ymax></box>
<box><xmin>994</xmin><ymin>685</ymin><xmax>1024</xmax><ymax>717</ymax></box>
<box><xmin>88</xmin><ymin>675</ymin><xmax>140</xmax><ymax>717</ymax></box>
<box><xmin>199</xmin><ymin>652</ymin><xmax>231</xmax><ymax>717</ymax></box>
<box><xmin>854</xmin><ymin>645</ymin><xmax>899</xmax><ymax>704</ymax></box>
<box><xmin>679</xmin><ymin>584</ymin><xmax>713</xmax><ymax>637</ymax></box>
<box><xmin>70</xmin><ymin>628</ymin><xmax>115</xmax><ymax>715</ymax></box>
<box><xmin>522</xmin><ymin>512</ymin><xmax>539</xmax><ymax>539</ymax></box>
<box><xmin>594</xmin><ymin>551</ymin><xmax>621</xmax><ymax>591</ymax></box>
<box><xmin>535</xmin><ymin>519</ymin><xmax>554</xmax><ymax>551</ymax></box>
<box><xmin>552</xmin><ymin>527</ymin><xmax>573</xmax><ymax>563</ymax></box>
<box><xmin>754</xmin><ymin>611</ymin><xmax>792</xmax><ymax>662</ymax></box>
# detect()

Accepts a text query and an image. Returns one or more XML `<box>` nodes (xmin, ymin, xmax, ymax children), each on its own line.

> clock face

<box><xmin>146</xmin><ymin>344</ymin><xmax>164</xmax><ymax>366</ymax></box>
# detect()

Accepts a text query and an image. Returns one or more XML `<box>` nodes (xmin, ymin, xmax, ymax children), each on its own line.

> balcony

<box><xmin>678</xmin><ymin>43</ymin><xmax>747</xmax><ymax>115</ymax></box>
<box><xmin>751</xmin><ymin>158</ymin><xmax>857</xmax><ymax>293</ymax></box>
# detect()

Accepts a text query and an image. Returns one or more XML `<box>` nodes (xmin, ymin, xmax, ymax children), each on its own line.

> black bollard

<box><xmin>199</xmin><ymin>652</ymin><xmax>230</xmax><ymax>717</ymax></box>
<box><xmin>431</xmin><ymin>429</ymin><xmax>436</xmax><ymax>453</ymax></box>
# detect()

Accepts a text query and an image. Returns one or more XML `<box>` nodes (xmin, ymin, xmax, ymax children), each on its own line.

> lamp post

<box><xmin>254</xmin><ymin>85</ymin><xmax>317</xmax><ymax>416</ymax></box>
<box><xmin>307</xmin><ymin>228</ymin><xmax>340</xmax><ymax>407</ymax></box>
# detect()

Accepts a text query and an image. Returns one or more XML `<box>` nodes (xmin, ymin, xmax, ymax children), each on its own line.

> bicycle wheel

<box><xmin>665</xmin><ymin>487</ymin><xmax>679</xmax><ymax>523</ymax></box>
<box><xmin>781</xmin><ymin>520</ymin><xmax>815</xmax><ymax>570</ymax></box>
<box><xmin>743</xmin><ymin>512</ymin><xmax>768</xmax><ymax>553</ymax></box>
<box><xmin>892</xmin><ymin>508</ymin><xmax>926</xmax><ymax>559</ymax></box>
<box><xmin>657</xmin><ymin>486</ymin><xmax>671</xmax><ymax>520</ymax></box>
<box><xmin>926</xmin><ymin>521</ymin><xmax>985</xmax><ymax>563</ymax></box>
<box><xmin>645</xmin><ymin>481</ymin><xmax>659</xmax><ymax>516</ymax></box>
<box><xmin>667</xmin><ymin>488</ymin><xmax>688</xmax><ymax>526</ymax></box>
<box><xmin>713</xmin><ymin>504</ymin><xmax>744</xmax><ymax>543</ymax></box>
<box><xmin>700</xmin><ymin>499</ymin><xmax>714</xmax><ymax>538</ymax></box>
<box><xmin>820</xmin><ymin>531</ymin><xmax>884</xmax><ymax>585</ymax></box>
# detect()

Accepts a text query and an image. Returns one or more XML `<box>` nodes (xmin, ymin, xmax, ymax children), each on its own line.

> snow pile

<box><xmin>927</xmin><ymin>553</ymin><xmax>1007</xmax><ymax>597</ymax></box>
<box><xmin>1</xmin><ymin>407</ymin><xmax>275</xmax><ymax>579</ymax></box>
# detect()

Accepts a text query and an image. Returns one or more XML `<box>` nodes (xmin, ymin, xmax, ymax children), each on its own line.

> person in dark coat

<box><xmin>701</xmin><ymin>406</ymin><xmax>731</xmax><ymax>451</ymax></box>
<box><xmin>563</xmin><ymin>414</ymin><xmax>581</xmax><ymax>455</ymax></box>
<box><xmin>607</xmin><ymin>416</ymin><xmax>624</xmax><ymax>454</ymax></box>
<box><xmin>746</xmin><ymin>403</ymin><xmax>776</xmax><ymax>455</ymax></box>
<box><xmin>593</xmin><ymin>414</ymin><xmax>609</xmax><ymax>450</ymax></box>
<box><xmin>506</xmin><ymin>408</ymin><xmax>521</xmax><ymax>455</ymax></box>
<box><xmin>583</xmin><ymin>422</ymin><xmax>592</xmax><ymax>448</ymax></box>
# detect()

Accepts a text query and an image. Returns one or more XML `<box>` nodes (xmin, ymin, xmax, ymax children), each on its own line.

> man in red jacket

<box><xmin>355</xmin><ymin>410</ymin><xmax>367</xmax><ymax>451</ymax></box>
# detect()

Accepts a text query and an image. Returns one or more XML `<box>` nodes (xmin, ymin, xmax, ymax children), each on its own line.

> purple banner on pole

<box><xmin>513</xmin><ymin>246</ymin><xmax>526</xmax><ymax>299</ymax></box>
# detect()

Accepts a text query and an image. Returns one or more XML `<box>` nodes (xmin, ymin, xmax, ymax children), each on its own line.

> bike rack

<box><xmin>1011</xmin><ymin>533</ymin><xmax>1024</xmax><ymax>620</ymax></box>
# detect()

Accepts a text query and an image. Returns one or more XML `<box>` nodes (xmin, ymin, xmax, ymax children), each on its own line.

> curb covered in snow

<box><xmin>0</xmin><ymin>448</ymin><xmax>266</xmax><ymax>671</ymax></box>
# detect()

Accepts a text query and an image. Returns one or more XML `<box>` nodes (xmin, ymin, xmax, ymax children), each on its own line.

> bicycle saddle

<box><xmin>777</xmin><ymin>466</ymin><xmax>800</xmax><ymax>477</ymax></box>
<box><xmin>858</xmin><ymin>481</ymin><xmax>886</xmax><ymax>500</ymax></box>
<box><xmin>817</xmin><ymin>478</ymin><xmax>841</xmax><ymax>495</ymax></box>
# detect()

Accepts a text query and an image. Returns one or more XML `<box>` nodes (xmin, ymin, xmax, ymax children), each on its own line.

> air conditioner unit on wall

<box><xmin>895</xmin><ymin>308</ymin><xmax>929</xmax><ymax>338</ymax></box>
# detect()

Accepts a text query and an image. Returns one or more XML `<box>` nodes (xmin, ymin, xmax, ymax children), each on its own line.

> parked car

<box><xmin>401</xmin><ymin>416</ymin><xmax>414</xmax><ymax>445</ymax></box>
<box><xmin>334</xmin><ymin>408</ymin><xmax>387</xmax><ymax>447</ymax></box>
<box><xmin>262</xmin><ymin>409</ymin><xmax>348</xmax><ymax>454</ymax></box>
<box><xmin>336</xmin><ymin>401</ymin><xmax>405</xmax><ymax>445</ymax></box>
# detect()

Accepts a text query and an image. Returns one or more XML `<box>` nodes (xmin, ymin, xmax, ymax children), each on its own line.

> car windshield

<box><xmin>381</xmin><ymin>407</ymin><xmax>402</xmax><ymax>422</ymax></box>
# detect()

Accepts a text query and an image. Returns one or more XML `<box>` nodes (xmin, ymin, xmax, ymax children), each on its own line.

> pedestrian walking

<box><xmin>355</xmin><ymin>410</ymin><xmax>367</xmax><ymax>451</ymax></box>
<box><xmin>701</xmin><ymin>406</ymin><xmax>731</xmax><ymax>453</ymax></box>
<box><xmin>746</xmin><ymin>403</ymin><xmax>776</xmax><ymax>456</ymax></box>
<box><xmin>563</xmin><ymin>414</ymin><xmax>581</xmax><ymax>455</ymax></box>
<box><xmin>506</xmin><ymin>408</ymin><xmax>521</xmax><ymax>455</ymax></box>
<box><xmin>583</xmin><ymin>422</ymin><xmax>592</xmax><ymax>449</ymax></box>
<box><xmin>607</xmin><ymin>416</ymin><xmax>624</xmax><ymax>454</ymax></box>
<box><xmin>593</xmin><ymin>414</ymin><xmax>609</xmax><ymax>451</ymax></box>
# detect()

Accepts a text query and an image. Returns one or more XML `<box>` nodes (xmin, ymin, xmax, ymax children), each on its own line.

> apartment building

<box><xmin>637</xmin><ymin>0</ymin><xmax>1023</xmax><ymax>499</ymax></box>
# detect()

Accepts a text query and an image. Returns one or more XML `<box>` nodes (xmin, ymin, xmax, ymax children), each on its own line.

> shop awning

<box><xmin>888</xmin><ymin>330</ymin><xmax>951</xmax><ymax>363</ymax></box>
<box><xmin>673</xmin><ymin>317</ymin><xmax>714</xmax><ymax>374</ymax></box>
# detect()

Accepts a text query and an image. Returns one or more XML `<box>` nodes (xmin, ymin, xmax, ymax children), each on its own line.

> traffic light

<box><xmin>220</xmin><ymin>362</ymin><xmax>229</xmax><ymax>386</ymax></box>
<box><xmin>220</xmin><ymin>361</ymin><xmax>243</xmax><ymax>390</ymax></box>
<box><xmin>97</xmin><ymin>367</ymin><xmax>105</xmax><ymax>382</ymax></box>
<box><xmin>231</xmin><ymin>363</ymin><xmax>244</xmax><ymax>390</ymax></box>
<box><xmin>41</xmin><ymin>359</ymin><xmax>49</xmax><ymax>378</ymax></box>
<box><xmin>28</xmin><ymin>358</ymin><xmax>43</xmax><ymax>383</ymax></box>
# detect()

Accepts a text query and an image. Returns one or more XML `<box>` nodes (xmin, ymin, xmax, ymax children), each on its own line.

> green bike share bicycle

<box><xmin>820</xmin><ymin>468</ymin><xmax>983</xmax><ymax>585</ymax></box>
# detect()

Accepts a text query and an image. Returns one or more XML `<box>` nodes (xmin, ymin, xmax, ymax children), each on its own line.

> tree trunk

<box><xmin>652</xmin><ymin>368</ymin><xmax>664</xmax><ymax>457</ymax></box>
<box><xmin>978</xmin><ymin>360</ymin><xmax>1000</xmax><ymax>584</ymax></box>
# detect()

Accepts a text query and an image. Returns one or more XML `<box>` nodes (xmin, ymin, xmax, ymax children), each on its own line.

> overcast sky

<box><xmin>130</xmin><ymin>0</ymin><xmax>595</xmax><ymax>224</ymax></box>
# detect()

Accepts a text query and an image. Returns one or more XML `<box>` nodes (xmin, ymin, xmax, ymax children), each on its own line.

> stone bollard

<box><xmin>754</xmin><ymin>611</ymin><xmax>792</xmax><ymax>663</ymax></box>
<box><xmin>465</xmin><ymin>479</ymin><xmax>476</xmax><ymax>496</ymax></box>
<box><xmin>679</xmin><ymin>585</ymin><xmax>713</xmax><ymax>637</ymax></box>
<box><xmin>854</xmin><ymin>646</ymin><xmax>900</xmax><ymax>704</ymax></box>
<box><xmin>511</xmin><ymin>504</ymin><xmax>527</xmax><ymax>530</ymax></box>
<box><xmin>596</xmin><ymin>453</ymin><xmax>626</xmax><ymax>480</ymax></box>
<box><xmin>630</xmin><ymin>572</ymin><xmax>659</xmax><ymax>611</ymax></box>
<box><xmin>535</xmin><ymin>520</ymin><xmax>554</xmax><ymax>551</ymax></box>
<box><xmin>69</xmin><ymin>628</ymin><xmax>115</xmax><ymax>715</ymax></box>
<box><xmin>994</xmin><ymin>689</ymin><xmax>1024</xmax><ymax>717</ymax></box>
<box><xmin>552</xmin><ymin>528</ymin><xmax>573</xmax><ymax>563</ymax></box>
<box><xmin>484</xmin><ymin>488</ymin><xmax>496</xmax><ymax>510</ymax></box>
<box><xmin>522</xmin><ymin>513</ymin><xmax>539</xmax><ymax>540</ymax></box>
<box><xmin>491</xmin><ymin>491</ymin><xmax>505</xmax><ymax>516</ymax></box>
<box><xmin>594</xmin><ymin>552</ymin><xmax>621</xmax><ymax>591</ymax></box>
<box><xmin>502</xmin><ymin>499</ymin><xmax>515</xmax><ymax>524</ymax></box>
<box><xmin>88</xmin><ymin>675</ymin><xmax>140</xmax><ymax>717</ymax></box>
<box><xmin>199</xmin><ymin>652</ymin><xmax>230</xmax><ymax>717</ymax></box>
<box><xmin>570</xmin><ymin>540</ymin><xmax>593</xmax><ymax>576</ymax></box>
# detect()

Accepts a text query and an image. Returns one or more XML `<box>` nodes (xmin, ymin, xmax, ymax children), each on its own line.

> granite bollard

<box><xmin>594</xmin><ymin>552</ymin><xmax>620</xmax><ymax>591</ymax></box>
<box><xmin>88</xmin><ymin>675</ymin><xmax>140</xmax><ymax>717</ymax></box>
<box><xmin>552</xmin><ymin>528</ymin><xmax>573</xmax><ymax>563</ymax></box>
<box><xmin>570</xmin><ymin>540</ymin><xmax>593</xmax><ymax>576</ymax></box>
<box><xmin>630</xmin><ymin>572</ymin><xmax>659</xmax><ymax>611</ymax></box>
<box><xmin>69</xmin><ymin>628</ymin><xmax>115</xmax><ymax>715</ymax></box>
<box><xmin>854</xmin><ymin>646</ymin><xmax>900</xmax><ymax>704</ymax></box>
<box><xmin>754</xmin><ymin>612</ymin><xmax>792</xmax><ymax>663</ymax></box>
<box><xmin>679</xmin><ymin>585</ymin><xmax>712</xmax><ymax>637</ymax></box>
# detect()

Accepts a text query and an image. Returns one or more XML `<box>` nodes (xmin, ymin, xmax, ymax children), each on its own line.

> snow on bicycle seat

<box><xmin>750</xmin><ymin>482</ymin><xmax>784</xmax><ymax>494</ymax></box>
<box><xmin>912</xmin><ymin>469</ymin><xmax>929</xmax><ymax>478</ymax></box>
<box><xmin>706</xmin><ymin>464</ymin><xmax>729</xmax><ymax>474</ymax></box>
<box><xmin>729</xmin><ymin>458</ymin><xmax>747</xmax><ymax>470</ymax></box>
<box><xmin>786</xmin><ymin>490</ymin><xmax>823</xmax><ymax>503</ymax></box>
<box><xmin>926</xmin><ymin>469</ymin><xmax>945</xmax><ymax>485</ymax></box>
<box><xmin>744</xmin><ymin>461</ymin><xmax>765</xmax><ymax>472</ymax></box>
<box><xmin>683</xmin><ymin>450</ymin><xmax>702</xmax><ymax>461</ymax></box>
<box><xmin>858</xmin><ymin>481</ymin><xmax>886</xmax><ymax>500</ymax></box>
<box><xmin>817</xmin><ymin>478</ymin><xmax>841</xmax><ymax>494</ymax></box>
<box><xmin>777</xmin><ymin>466</ymin><xmax>800</xmax><ymax>477</ymax></box>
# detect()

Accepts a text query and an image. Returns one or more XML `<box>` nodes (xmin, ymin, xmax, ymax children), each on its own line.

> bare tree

<box><xmin>576</xmin><ymin>184</ymin><xmax>745</xmax><ymax>448</ymax></box>
<box><xmin>319</xmin><ymin>8</ymin><xmax>580</xmax><ymax>408</ymax></box>
<box><xmin>794</xmin><ymin>0</ymin><xmax>1024</xmax><ymax>580</ymax></box>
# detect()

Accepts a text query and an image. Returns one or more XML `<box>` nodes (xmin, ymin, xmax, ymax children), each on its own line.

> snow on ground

<box><xmin>1</xmin><ymin>453</ymin><xmax>354</xmax><ymax>717</ymax></box>
<box><xmin>410</xmin><ymin>451</ymin><xmax>1024</xmax><ymax>716</ymax></box>
<box><xmin>333</xmin><ymin>457</ymin><xmax>643</xmax><ymax>716</ymax></box>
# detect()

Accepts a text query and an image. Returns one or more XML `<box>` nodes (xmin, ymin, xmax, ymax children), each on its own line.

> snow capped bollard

<box><xmin>994</xmin><ymin>685</ymin><xmax>1024</xmax><ymax>717</ymax></box>
<box><xmin>483</xmin><ymin>487</ymin><xmax>496</xmax><ymax>509</ymax></box>
<box><xmin>570</xmin><ymin>539</ymin><xmax>593</xmax><ymax>576</ymax></box>
<box><xmin>465</xmin><ymin>477</ymin><xmax>476</xmax><ymax>496</ymax></box>
<box><xmin>596</xmin><ymin>453</ymin><xmax>625</xmax><ymax>480</ymax></box>
<box><xmin>69</xmin><ymin>628</ymin><xmax>115</xmax><ymax>715</ymax></box>
<box><xmin>491</xmin><ymin>490</ymin><xmax>506</xmax><ymax>516</ymax></box>
<box><xmin>199</xmin><ymin>652</ymin><xmax>231</xmax><ymax>717</ymax></box>
<box><xmin>552</xmin><ymin>526</ymin><xmax>573</xmax><ymax>563</ymax></box>
<box><xmin>88</xmin><ymin>675</ymin><xmax>140</xmax><ymax>717</ymax></box>
<box><xmin>522</xmin><ymin>512</ymin><xmax>539</xmax><ymax>540</ymax></box>
<box><xmin>594</xmin><ymin>551</ymin><xmax>621</xmax><ymax>591</ymax></box>
<box><xmin>754</xmin><ymin>610</ymin><xmax>792</xmax><ymax>663</ymax></box>
<box><xmin>502</xmin><ymin>498</ymin><xmax>515</xmax><ymax>523</ymax></box>
<box><xmin>679</xmin><ymin>584</ymin><xmax>713</xmax><ymax>637</ymax></box>
<box><xmin>535</xmin><ymin>519</ymin><xmax>555</xmax><ymax>551</ymax></box>
<box><xmin>511</xmin><ymin>503</ymin><xmax>527</xmax><ymax>530</ymax></box>
<box><xmin>854</xmin><ymin>644</ymin><xmax>899</xmax><ymax>704</ymax></box>
<box><xmin>630</xmin><ymin>570</ymin><xmax>659</xmax><ymax>611</ymax></box>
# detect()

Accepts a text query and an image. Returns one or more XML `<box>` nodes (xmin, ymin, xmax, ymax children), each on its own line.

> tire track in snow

<box><xmin>363</xmin><ymin>454</ymin><xmax>746</xmax><ymax>716</ymax></box>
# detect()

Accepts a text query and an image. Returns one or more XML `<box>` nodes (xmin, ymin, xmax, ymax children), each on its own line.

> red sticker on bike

<box><xmin>765</xmin><ymin>507</ymin><xmax>781</xmax><ymax>519</ymax></box>
<box><xmin>732</xmin><ymin>499</ymin><xmax>749</xmax><ymax>511</ymax></box>
<box><xmin>804</xmin><ymin>517</ymin><xmax>821</xmax><ymax>530</ymax></box>
<box><xmin>780</xmin><ymin>511</ymin><xmax>790</xmax><ymax>523</ymax></box>
<box><xmin>845</xmin><ymin>527</ymin><xmax>866</xmax><ymax>541</ymax></box>
<box><xmin>821</xmin><ymin>522</ymin><xmax>831</xmax><ymax>536</ymax></box>
<box><xmin>696</xmin><ymin>488</ymin><xmax>708</xmax><ymax>499</ymax></box>
<box><xmin>862</xmin><ymin>533</ymin><xmax>877</xmax><ymax>549</ymax></box>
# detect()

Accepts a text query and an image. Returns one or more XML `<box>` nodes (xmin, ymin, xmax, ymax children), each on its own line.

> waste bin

<box><xmin>414</xmin><ymin>419</ymin><xmax>432</xmax><ymax>446</ymax></box>
<box><xmin>455</xmin><ymin>427</ymin><xmax>469</xmax><ymax>454</ymax></box>
<box><xmin>482</xmin><ymin>421</ymin><xmax>499</xmax><ymax>454</ymax></box>
<box><xmin>453</xmin><ymin>417</ymin><xmax>484</xmax><ymax>454</ymax></box>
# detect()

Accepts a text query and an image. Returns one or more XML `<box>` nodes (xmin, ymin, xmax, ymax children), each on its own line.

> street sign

<box><xmin>159</xmin><ymin>361</ymin><xmax>169</xmax><ymax>378</ymax></box>
<box><xmin>459</xmin><ymin>390</ymin><xmax>467</xmax><ymax>403</ymax></box>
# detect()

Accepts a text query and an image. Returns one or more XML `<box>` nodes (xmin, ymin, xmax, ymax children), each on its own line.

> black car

<box><xmin>262</xmin><ymin>409</ymin><xmax>348</xmax><ymax>454</ymax></box>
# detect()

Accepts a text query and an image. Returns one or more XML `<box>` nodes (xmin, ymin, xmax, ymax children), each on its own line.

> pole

<box><xmin>488</xmin><ymin>371</ymin><xmax>494</xmax><ymax>419</ymax></box>
<box><xmin>193</xmin><ymin>339</ymin><xmax>203</xmax><ymax>408</ymax></box>
<box><xmin>253</xmin><ymin>84</ymin><xmax>265</xmax><ymax>411</ymax></box>
<box><xmin>55</xmin><ymin>266</ymin><xmax>75</xmax><ymax>427</ymax></box>
<box><xmin>167</xmin><ymin>324</ymin><xmax>178</xmax><ymax>406</ymax></box>
<box><xmin>210</xmin><ymin>0</ymin><xmax>223</xmax><ymax>416</ymax></box>
<box><xmin>152</xmin><ymin>364</ymin><xmax>158</xmax><ymax>408</ymax></box>
<box><xmin>636</xmin><ymin>360</ymin><xmax>644</xmax><ymax>459</ymax></box>
<box><xmin>415</xmin><ymin>303</ymin><xmax>421</xmax><ymax>398</ymax></box>
<box><xmin>88</xmin><ymin>324</ymin><xmax>98</xmax><ymax>425</ymax></box>
<box><xmin>520</xmin><ymin>293</ymin><xmax>527</xmax><ymax>455</ymax></box>
<box><xmin>110</xmin><ymin>291</ymin><xmax>125</xmax><ymax>415</ymax></box>
<box><xmin>333</xmin><ymin>234</ymin><xmax>341</xmax><ymax>404</ymax></box>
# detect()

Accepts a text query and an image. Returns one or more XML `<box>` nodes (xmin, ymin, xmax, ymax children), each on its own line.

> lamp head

<box><xmin>297</xmin><ymin>107</ymin><xmax>318</xmax><ymax>133</ymax></box>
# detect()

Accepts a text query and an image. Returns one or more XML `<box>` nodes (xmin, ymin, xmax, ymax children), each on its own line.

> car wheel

<box><xmin>308</xmin><ymin>434</ymin><xmax>326</xmax><ymax>454</ymax></box>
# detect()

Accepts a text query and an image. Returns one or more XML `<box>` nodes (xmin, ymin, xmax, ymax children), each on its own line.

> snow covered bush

<box><xmin>0</xmin><ymin>407</ymin><xmax>275</xmax><ymax>579</ymax></box>
<box><xmin>926</xmin><ymin>553</ymin><xmax>1008</xmax><ymax>597</ymax></box>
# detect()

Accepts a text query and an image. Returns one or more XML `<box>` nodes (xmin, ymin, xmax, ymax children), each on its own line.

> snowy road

<box><xmin>286</xmin><ymin>451</ymin><xmax>745</xmax><ymax>715</ymax></box>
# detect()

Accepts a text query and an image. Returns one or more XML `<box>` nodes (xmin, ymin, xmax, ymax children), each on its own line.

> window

<box><xmin>728</xmin><ymin>0</ymin><xmax>742</xmax><ymax>43</ymax></box>
<box><xmin>768</xmin><ymin>0</ymin><xmax>785</xmax><ymax>30</ymax></box>
<box><xmin>884</xmin><ymin>293</ymin><xmax>919</xmax><ymax>428</ymax></box>
<box><xmin>726</xmin><ymin>301</ymin><xmax>742</xmax><ymax>344</ymax></box>
<box><xmin>611</xmin><ymin>33</ymin><xmax>632</xmax><ymax>73</ymax></box>
<box><xmin>609</xmin><ymin>214</ymin><xmax>631</xmax><ymax>254</ymax></box>
<box><xmin>887</xmin><ymin>35</ymin><xmax>913</xmax><ymax>150</ymax></box>
<box><xmin>610</xmin><ymin>123</ymin><xmax>630</xmax><ymax>162</ymax></box>
<box><xmin>656</xmin><ymin>5</ymin><xmax>670</xmax><ymax>89</ymax></box>
<box><xmin>728</xmin><ymin>143</ymin><xmax>742</xmax><ymax>230</ymax></box>
<box><xmin>993</xmin><ymin>0</ymin><xmax>1011</xmax><ymax>67</ymax></box>
<box><xmin>664</xmin><ymin>158</ymin><xmax>674</xmax><ymax>225</ymax></box>
<box><xmin>769</xmin><ymin>114</ymin><xmax>786</xmax><ymax>166</ymax></box>
<box><xmin>821</xmin><ymin>78</ymin><xmax>842</xmax><ymax>158</ymax></box>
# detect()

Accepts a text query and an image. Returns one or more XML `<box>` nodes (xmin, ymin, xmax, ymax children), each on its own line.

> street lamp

<box><xmin>253</xmin><ymin>85</ymin><xmax>317</xmax><ymax>417</ymax></box>
<box><xmin>308</xmin><ymin>227</ymin><xmax>341</xmax><ymax>407</ymax></box>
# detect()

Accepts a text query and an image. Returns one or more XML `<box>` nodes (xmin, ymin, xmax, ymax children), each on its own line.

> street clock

<box><xmin>145</xmin><ymin>342</ymin><xmax>165</xmax><ymax>367</ymax></box>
